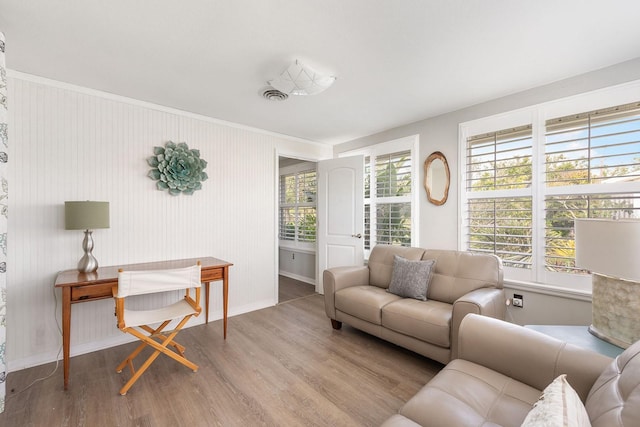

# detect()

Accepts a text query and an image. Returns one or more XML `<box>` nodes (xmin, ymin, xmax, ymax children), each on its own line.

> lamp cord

<box><xmin>5</xmin><ymin>276</ymin><xmax>63</xmax><ymax>399</ymax></box>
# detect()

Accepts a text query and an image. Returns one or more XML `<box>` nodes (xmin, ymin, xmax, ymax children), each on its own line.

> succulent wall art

<box><xmin>147</xmin><ymin>141</ymin><xmax>208</xmax><ymax>196</ymax></box>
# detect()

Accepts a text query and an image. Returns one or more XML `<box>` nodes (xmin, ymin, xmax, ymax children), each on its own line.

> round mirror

<box><xmin>424</xmin><ymin>151</ymin><xmax>450</xmax><ymax>206</ymax></box>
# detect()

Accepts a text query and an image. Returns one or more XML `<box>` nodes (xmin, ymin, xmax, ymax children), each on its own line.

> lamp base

<box><xmin>589</xmin><ymin>273</ymin><xmax>640</xmax><ymax>349</ymax></box>
<box><xmin>77</xmin><ymin>230</ymin><xmax>99</xmax><ymax>273</ymax></box>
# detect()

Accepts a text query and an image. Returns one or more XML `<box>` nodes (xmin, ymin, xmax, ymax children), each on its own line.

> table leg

<box><xmin>223</xmin><ymin>266</ymin><xmax>229</xmax><ymax>339</ymax></box>
<box><xmin>61</xmin><ymin>287</ymin><xmax>71</xmax><ymax>390</ymax></box>
<box><xmin>204</xmin><ymin>281</ymin><xmax>210</xmax><ymax>324</ymax></box>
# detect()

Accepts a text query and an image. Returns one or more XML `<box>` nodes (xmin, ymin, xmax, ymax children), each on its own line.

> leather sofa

<box><xmin>323</xmin><ymin>244</ymin><xmax>505</xmax><ymax>364</ymax></box>
<box><xmin>382</xmin><ymin>314</ymin><xmax>640</xmax><ymax>427</ymax></box>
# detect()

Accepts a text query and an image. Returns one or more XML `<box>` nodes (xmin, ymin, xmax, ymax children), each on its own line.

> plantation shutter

<box><xmin>373</xmin><ymin>150</ymin><xmax>412</xmax><ymax>247</ymax></box>
<box><xmin>363</xmin><ymin>150</ymin><xmax>413</xmax><ymax>249</ymax></box>
<box><xmin>279</xmin><ymin>173</ymin><xmax>296</xmax><ymax>240</ymax></box>
<box><xmin>467</xmin><ymin>197</ymin><xmax>533</xmax><ymax>269</ymax></box>
<box><xmin>465</xmin><ymin>125</ymin><xmax>533</xmax><ymax>269</ymax></box>
<box><xmin>466</xmin><ymin>125</ymin><xmax>532</xmax><ymax>191</ymax></box>
<box><xmin>364</xmin><ymin>156</ymin><xmax>371</xmax><ymax>249</ymax></box>
<box><xmin>544</xmin><ymin>101</ymin><xmax>640</xmax><ymax>273</ymax></box>
<box><xmin>279</xmin><ymin>169</ymin><xmax>317</xmax><ymax>243</ymax></box>
<box><xmin>545</xmin><ymin>101</ymin><xmax>640</xmax><ymax>187</ymax></box>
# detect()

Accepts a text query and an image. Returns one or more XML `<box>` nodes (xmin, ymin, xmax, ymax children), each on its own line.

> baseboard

<box><xmin>279</xmin><ymin>271</ymin><xmax>316</xmax><ymax>286</ymax></box>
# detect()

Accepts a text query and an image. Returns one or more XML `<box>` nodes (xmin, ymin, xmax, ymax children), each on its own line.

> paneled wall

<box><xmin>6</xmin><ymin>74</ymin><xmax>330</xmax><ymax>370</ymax></box>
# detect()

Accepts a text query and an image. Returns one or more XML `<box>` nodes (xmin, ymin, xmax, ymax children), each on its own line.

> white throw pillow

<box><xmin>521</xmin><ymin>374</ymin><xmax>591</xmax><ymax>427</ymax></box>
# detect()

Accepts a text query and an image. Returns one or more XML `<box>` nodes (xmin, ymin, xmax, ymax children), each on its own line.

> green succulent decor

<box><xmin>147</xmin><ymin>141</ymin><xmax>208</xmax><ymax>195</ymax></box>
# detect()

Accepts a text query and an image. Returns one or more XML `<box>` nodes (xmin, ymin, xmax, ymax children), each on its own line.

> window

<box><xmin>461</xmin><ymin>89</ymin><xmax>640</xmax><ymax>290</ymax></box>
<box><xmin>279</xmin><ymin>167</ymin><xmax>317</xmax><ymax>245</ymax></box>
<box><xmin>466</xmin><ymin>125</ymin><xmax>533</xmax><ymax>269</ymax></box>
<box><xmin>365</xmin><ymin>151</ymin><xmax>412</xmax><ymax>249</ymax></box>
<box><xmin>544</xmin><ymin>103</ymin><xmax>640</xmax><ymax>274</ymax></box>
<box><xmin>343</xmin><ymin>135</ymin><xmax>418</xmax><ymax>255</ymax></box>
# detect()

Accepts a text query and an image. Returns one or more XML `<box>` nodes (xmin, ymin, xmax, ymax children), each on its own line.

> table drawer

<box><xmin>71</xmin><ymin>283</ymin><xmax>114</xmax><ymax>301</ymax></box>
<box><xmin>201</xmin><ymin>268</ymin><xmax>224</xmax><ymax>282</ymax></box>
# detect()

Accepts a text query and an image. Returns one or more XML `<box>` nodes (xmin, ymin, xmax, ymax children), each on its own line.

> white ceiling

<box><xmin>1</xmin><ymin>1</ymin><xmax>640</xmax><ymax>145</ymax></box>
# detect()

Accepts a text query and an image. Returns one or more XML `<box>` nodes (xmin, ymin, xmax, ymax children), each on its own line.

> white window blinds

<box><xmin>545</xmin><ymin>102</ymin><xmax>640</xmax><ymax>186</ymax></box>
<box><xmin>544</xmin><ymin>101</ymin><xmax>640</xmax><ymax>273</ymax></box>
<box><xmin>462</xmin><ymin>95</ymin><xmax>640</xmax><ymax>289</ymax></box>
<box><xmin>279</xmin><ymin>169</ymin><xmax>317</xmax><ymax>243</ymax></box>
<box><xmin>364</xmin><ymin>150</ymin><xmax>412</xmax><ymax>249</ymax></box>
<box><xmin>466</xmin><ymin>125</ymin><xmax>533</xmax><ymax>191</ymax></box>
<box><xmin>465</xmin><ymin>126</ymin><xmax>533</xmax><ymax>269</ymax></box>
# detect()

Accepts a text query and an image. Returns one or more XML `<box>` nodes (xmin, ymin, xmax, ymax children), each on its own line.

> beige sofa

<box><xmin>382</xmin><ymin>314</ymin><xmax>640</xmax><ymax>427</ymax></box>
<box><xmin>323</xmin><ymin>244</ymin><xmax>505</xmax><ymax>364</ymax></box>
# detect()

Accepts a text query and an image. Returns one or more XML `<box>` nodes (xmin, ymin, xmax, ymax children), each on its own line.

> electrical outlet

<box><xmin>512</xmin><ymin>294</ymin><xmax>524</xmax><ymax>308</ymax></box>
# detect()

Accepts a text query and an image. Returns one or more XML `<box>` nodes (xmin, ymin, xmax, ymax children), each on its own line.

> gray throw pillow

<box><xmin>387</xmin><ymin>255</ymin><xmax>436</xmax><ymax>301</ymax></box>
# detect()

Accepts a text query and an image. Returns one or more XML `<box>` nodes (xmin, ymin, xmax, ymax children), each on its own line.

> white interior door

<box><xmin>317</xmin><ymin>155</ymin><xmax>364</xmax><ymax>294</ymax></box>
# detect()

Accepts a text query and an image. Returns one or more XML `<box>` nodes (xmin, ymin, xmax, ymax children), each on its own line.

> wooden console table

<box><xmin>55</xmin><ymin>256</ymin><xmax>233</xmax><ymax>390</ymax></box>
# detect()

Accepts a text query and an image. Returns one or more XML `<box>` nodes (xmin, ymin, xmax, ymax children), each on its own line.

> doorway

<box><xmin>277</xmin><ymin>155</ymin><xmax>318</xmax><ymax>303</ymax></box>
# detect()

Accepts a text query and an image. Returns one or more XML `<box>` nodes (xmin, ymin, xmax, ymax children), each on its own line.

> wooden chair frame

<box><xmin>113</xmin><ymin>262</ymin><xmax>202</xmax><ymax>395</ymax></box>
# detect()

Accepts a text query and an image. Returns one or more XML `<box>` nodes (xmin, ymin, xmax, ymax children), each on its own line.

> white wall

<box><xmin>279</xmin><ymin>248</ymin><xmax>315</xmax><ymax>284</ymax></box>
<box><xmin>6</xmin><ymin>73</ymin><xmax>331</xmax><ymax>371</ymax></box>
<box><xmin>334</xmin><ymin>58</ymin><xmax>640</xmax><ymax>325</ymax></box>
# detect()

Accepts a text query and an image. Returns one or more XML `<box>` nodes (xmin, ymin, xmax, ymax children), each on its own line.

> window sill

<box><xmin>504</xmin><ymin>279</ymin><xmax>592</xmax><ymax>302</ymax></box>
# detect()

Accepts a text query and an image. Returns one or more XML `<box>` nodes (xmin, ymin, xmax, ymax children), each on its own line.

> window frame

<box><xmin>279</xmin><ymin>161</ymin><xmax>317</xmax><ymax>252</ymax></box>
<box><xmin>459</xmin><ymin>80</ymin><xmax>640</xmax><ymax>292</ymax></box>
<box><xmin>341</xmin><ymin>135</ymin><xmax>420</xmax><ymax>259</ymax></box>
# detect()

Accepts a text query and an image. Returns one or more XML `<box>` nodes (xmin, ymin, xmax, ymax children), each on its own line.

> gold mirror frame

<box><xmin>424</xmin><ymin>151</ymin><xmax>450</xmax><ymax>206</ymax></box>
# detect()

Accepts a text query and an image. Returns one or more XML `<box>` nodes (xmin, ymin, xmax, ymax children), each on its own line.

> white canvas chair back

<box><xmin>113</xmin><ymin>262</ymin><xmax>202</xmax><ymax>395</ymax></box>
<box><xmin>117</xmin><ymin>264</ymin><xmax>202</xmax><ymax>298</ymax></box>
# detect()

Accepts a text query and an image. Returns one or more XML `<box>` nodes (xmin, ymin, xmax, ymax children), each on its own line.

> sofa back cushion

<box><xmin>422</xmin><ymin>249</ymin><xmax>503</xmax><ymax>303</ymax></box>
<box><xmin>368</xmin><ymin>245</ymin><xmax>425</xmax><ymax>288</ymax></box>
<box><xmin>585</xmin><ymin>339</ymin><xmax>640</xmax><ymax>427</ymax></box>
<box><xmin>458</xmin><ymin>314</ymin><xmax>611</xmax><ymax>402</ymax></box>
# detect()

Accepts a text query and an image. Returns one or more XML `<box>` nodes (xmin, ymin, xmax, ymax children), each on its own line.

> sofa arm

<box><xmin>450</xmin><ymin>288</ymin><xmax>506</xmax><ymax>359</ymax></box>
<box><xmin>323</xmin><ymin>266</ymin><xmax>369</xmax><ymax>320</ymax></box>
<box><xmin>457</xmin><ymin>314</ymin><xmax>612</xmax><ymax>401</ymax></box>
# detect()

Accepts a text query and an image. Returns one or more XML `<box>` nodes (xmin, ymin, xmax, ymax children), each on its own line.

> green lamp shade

<box><xmin>65</xmin><ymin>201</ymin><xmax>110</xmax><ymax>230</ymax></box>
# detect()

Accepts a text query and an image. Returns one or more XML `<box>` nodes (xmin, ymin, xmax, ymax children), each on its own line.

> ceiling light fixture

<box><xmin>269</xmin><ymin>60</ymin><xmax>336</xmax><ymax>96</ymax></box>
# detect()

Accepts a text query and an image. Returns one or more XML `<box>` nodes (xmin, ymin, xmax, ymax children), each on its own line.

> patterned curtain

<box><xmin>0</xmin><ymin>31</ymin><xmax>7</xmax><ymax>413</ymax></box>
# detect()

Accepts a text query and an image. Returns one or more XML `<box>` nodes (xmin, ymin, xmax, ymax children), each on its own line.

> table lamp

<box><xmin>574</xmin><ymin>218</ymin><xmax>640</xmax><ymax>348</ymax></box>
<box><xmin>65</xmin><ymin>201</ymin><xmax>110</xmax><ymax>273</ymax></box>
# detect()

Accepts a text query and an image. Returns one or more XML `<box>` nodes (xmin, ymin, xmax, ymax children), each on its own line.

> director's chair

<box><xmin>113</xmin><ymin>261</ymin><xmax>202</xmax><ymax>395</ymax></box>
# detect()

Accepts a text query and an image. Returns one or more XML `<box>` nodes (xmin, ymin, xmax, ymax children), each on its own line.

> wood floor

<box><xmin>278</xmin><ymin>275</ymin><xmax>316</xmax><ymax>303</ymax></box>
<box><xmin>1</xmin><ymin>294</ymin><xmax>442</xmax><ymax>427</ymax></box>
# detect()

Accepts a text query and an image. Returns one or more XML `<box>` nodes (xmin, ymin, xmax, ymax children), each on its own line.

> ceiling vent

<box><xmin>261</xmin><ymin>87</ymin><xmax>288</xmax><ymax>101</ymax></box>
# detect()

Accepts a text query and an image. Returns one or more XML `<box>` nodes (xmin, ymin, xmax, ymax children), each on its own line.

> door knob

<box><xmin>351</xmin><ymin>233</ymin><xmax>362</xmax><ymax>238</ymax></box>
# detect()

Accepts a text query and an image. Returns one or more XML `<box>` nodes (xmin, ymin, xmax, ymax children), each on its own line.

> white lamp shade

<box><xmin>575</xmin><ymin>218</ymin><xmax>640</xmax><ymax>282</ymax></box>
<box><xmin>269</xmin><ymin>61</ymin><xmax>336</xmax><ymax>96</ymax></box>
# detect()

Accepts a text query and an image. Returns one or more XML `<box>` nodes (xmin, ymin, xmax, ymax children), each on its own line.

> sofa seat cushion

<box><xmin>398</xmin><ymin>359</ymin><xmax>540</xmax><ymax>427</ymax></box>
<box><xmin>381</xmin><ymin>414</ymin><xmax>422</xmax><ymax>426</ymax></box>
<box><xmin>382</xmin><ymin>298</ymin><xmax>452</xmax><ymax>348</ymax></box>
<box><xmin>335</xmin><ymin>285</ymin><xmax>402</xmax><ymax>325</ymax></box>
